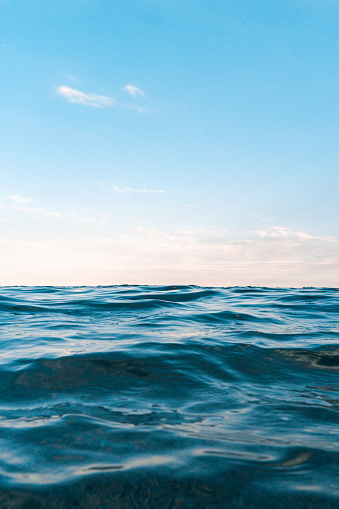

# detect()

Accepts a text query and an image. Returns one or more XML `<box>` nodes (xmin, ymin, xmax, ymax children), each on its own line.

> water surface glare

<box><xmin>0</xmin><ymin>286</ymin><xmax>338</xmax><ymax>508</ymax></box>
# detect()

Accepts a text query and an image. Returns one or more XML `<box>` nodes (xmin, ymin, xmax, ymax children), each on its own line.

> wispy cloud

<box><xmin>56</xmin><ymin>85</ymin><xmax>115</xmax><ymax>108</ymax></box>
<box><xmin>15</xmin><ymin>206</ymin><xmax>62</xmax><ymax>218</ymax></box>
<box><xmin>7</xmin><ymin>195</ymin><xmax>61</xmax><ymax>218</ymax></box>
<box><xmin>97</xmin><ymin>181</ymin><xmax>110</xmax><ymax>192</ymax></box>
<box><xmin>111</xmin><ymin>185</ymin><xmax>164</xmax><ymax>194</ymax></box>
<box><xmin>122</xmin><ymin>104</ymin><xmax>148</xmax><ymax>113</ymax></box>
<box><xmin>255</xmin><ymin>226</ymin><xmax>335</xmax><ymax>243</ymax></box>
<box><xmin>123</xmin><ymin>85</ymin><xmax>144</xmax><ymax>97</ymax></box>
<box><xmin>8</xmin><ymin>195</ymin><xmax>34</xmax><ymax>205</ymax></box>
<box><xmin>97</xmin><ymin>182</ymin><xmax>164</xmax><ymax>194</ymax></box>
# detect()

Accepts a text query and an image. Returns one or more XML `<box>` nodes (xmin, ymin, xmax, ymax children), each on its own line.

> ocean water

<box><xmin>0</xmin><ymin>286</ymin><xmax>338</xmax><ymax>509</ymax></box>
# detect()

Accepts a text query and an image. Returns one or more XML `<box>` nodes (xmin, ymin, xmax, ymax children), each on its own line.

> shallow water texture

<box><xmin>0</xmin><ymin>286</ymin><xmax>338</xmax><ymax>508</ymax></box>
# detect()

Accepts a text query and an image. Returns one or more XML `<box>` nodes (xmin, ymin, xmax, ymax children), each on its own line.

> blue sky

<box><xmin>1</xmin><ymin>0</ymin><xmax>338</xmax><ymax>285</ymax></box>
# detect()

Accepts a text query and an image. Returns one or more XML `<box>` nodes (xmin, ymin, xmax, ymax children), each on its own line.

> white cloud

<box><xmin>111</xmin><ymin>185</ymin><xmax>124</xmax><ymax>192</ymax></box>
<box><xmin>123</xmin><ymin>85</ymin><xmax>144</xmax><ymax>97</ymax></box>
<box><xmin>8</xmin><ymin>195</ymin><xmax>34</xmax><ymax>205</ymax></box>
<box><xmin>112</xmin><ymin>185</ymin><xmax>164</xmax><ymax>194</ymax></box>
<box><xmin>122</xmin><ymin>104</ymin><xmax>148</xmax><ymax>113</ymax></box>
<box><xmin>15</xmin><ymin>206</ymin><xmax>62</xmax><ymax>218</ymax></box>
<box><xmin>56</xmin><ymin>85</ymin><xmax>115</xmax><ymax>108</ymax></box>
<box><xmin>7</xmin><ymin>195</ymin><xmax>61</xmax><ymax>218</ymax></box>
<box><xmin>97</xmin><ymin>181</ymin><xmax>110</xmax><ymax>192</ymax></box>
<box><xmin>255</xmin><ymin>226</ymin><xmax>335</xmax><ymax>243</ymax></box>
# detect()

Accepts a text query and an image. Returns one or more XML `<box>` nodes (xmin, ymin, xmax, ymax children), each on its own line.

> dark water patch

<box><xmin>276</xmin><ymin>347</ymin><xmax>339</xmax><ymax>371</ymax></box>
<box><xmin>190</xmin><ymin>309</ymin><xmax>280</xmax><ymax>324</ymax></box>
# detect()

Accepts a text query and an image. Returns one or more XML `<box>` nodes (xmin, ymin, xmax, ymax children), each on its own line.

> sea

<box><xmin>0</xmin><ymin>286</ymin><xmax>338</xmax><ymax>508</ymax></box>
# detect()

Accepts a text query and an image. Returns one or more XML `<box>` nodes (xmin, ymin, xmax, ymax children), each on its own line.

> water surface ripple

<box><xmin>0</xmin><ymin>286</ymin><xmax>338</xmax><ymax>508</ymax></box>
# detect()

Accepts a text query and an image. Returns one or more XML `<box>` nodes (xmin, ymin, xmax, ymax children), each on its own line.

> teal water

<box><xmin>0</xmin><ymin>286</ymin><xmax>338</xmax><ymax>508</ymax></box>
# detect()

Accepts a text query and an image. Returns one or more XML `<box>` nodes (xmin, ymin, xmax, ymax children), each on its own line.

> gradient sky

<box><xmin>1</xmin><ymin>0</ymin><xmax>338</xmax><ymax>286</ymax></box>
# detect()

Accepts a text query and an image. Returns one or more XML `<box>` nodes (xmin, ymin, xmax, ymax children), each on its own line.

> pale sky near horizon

<box><xmin>0</xmin><ymin>0</ymin><xmax>338</xmax><ymax>286</ymax></box>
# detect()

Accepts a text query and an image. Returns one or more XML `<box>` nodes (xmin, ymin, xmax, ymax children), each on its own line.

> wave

<box><xmin>0</xmin><ymin>286</ymin><xmax>338</xmax><ymax>507</ymax></box>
